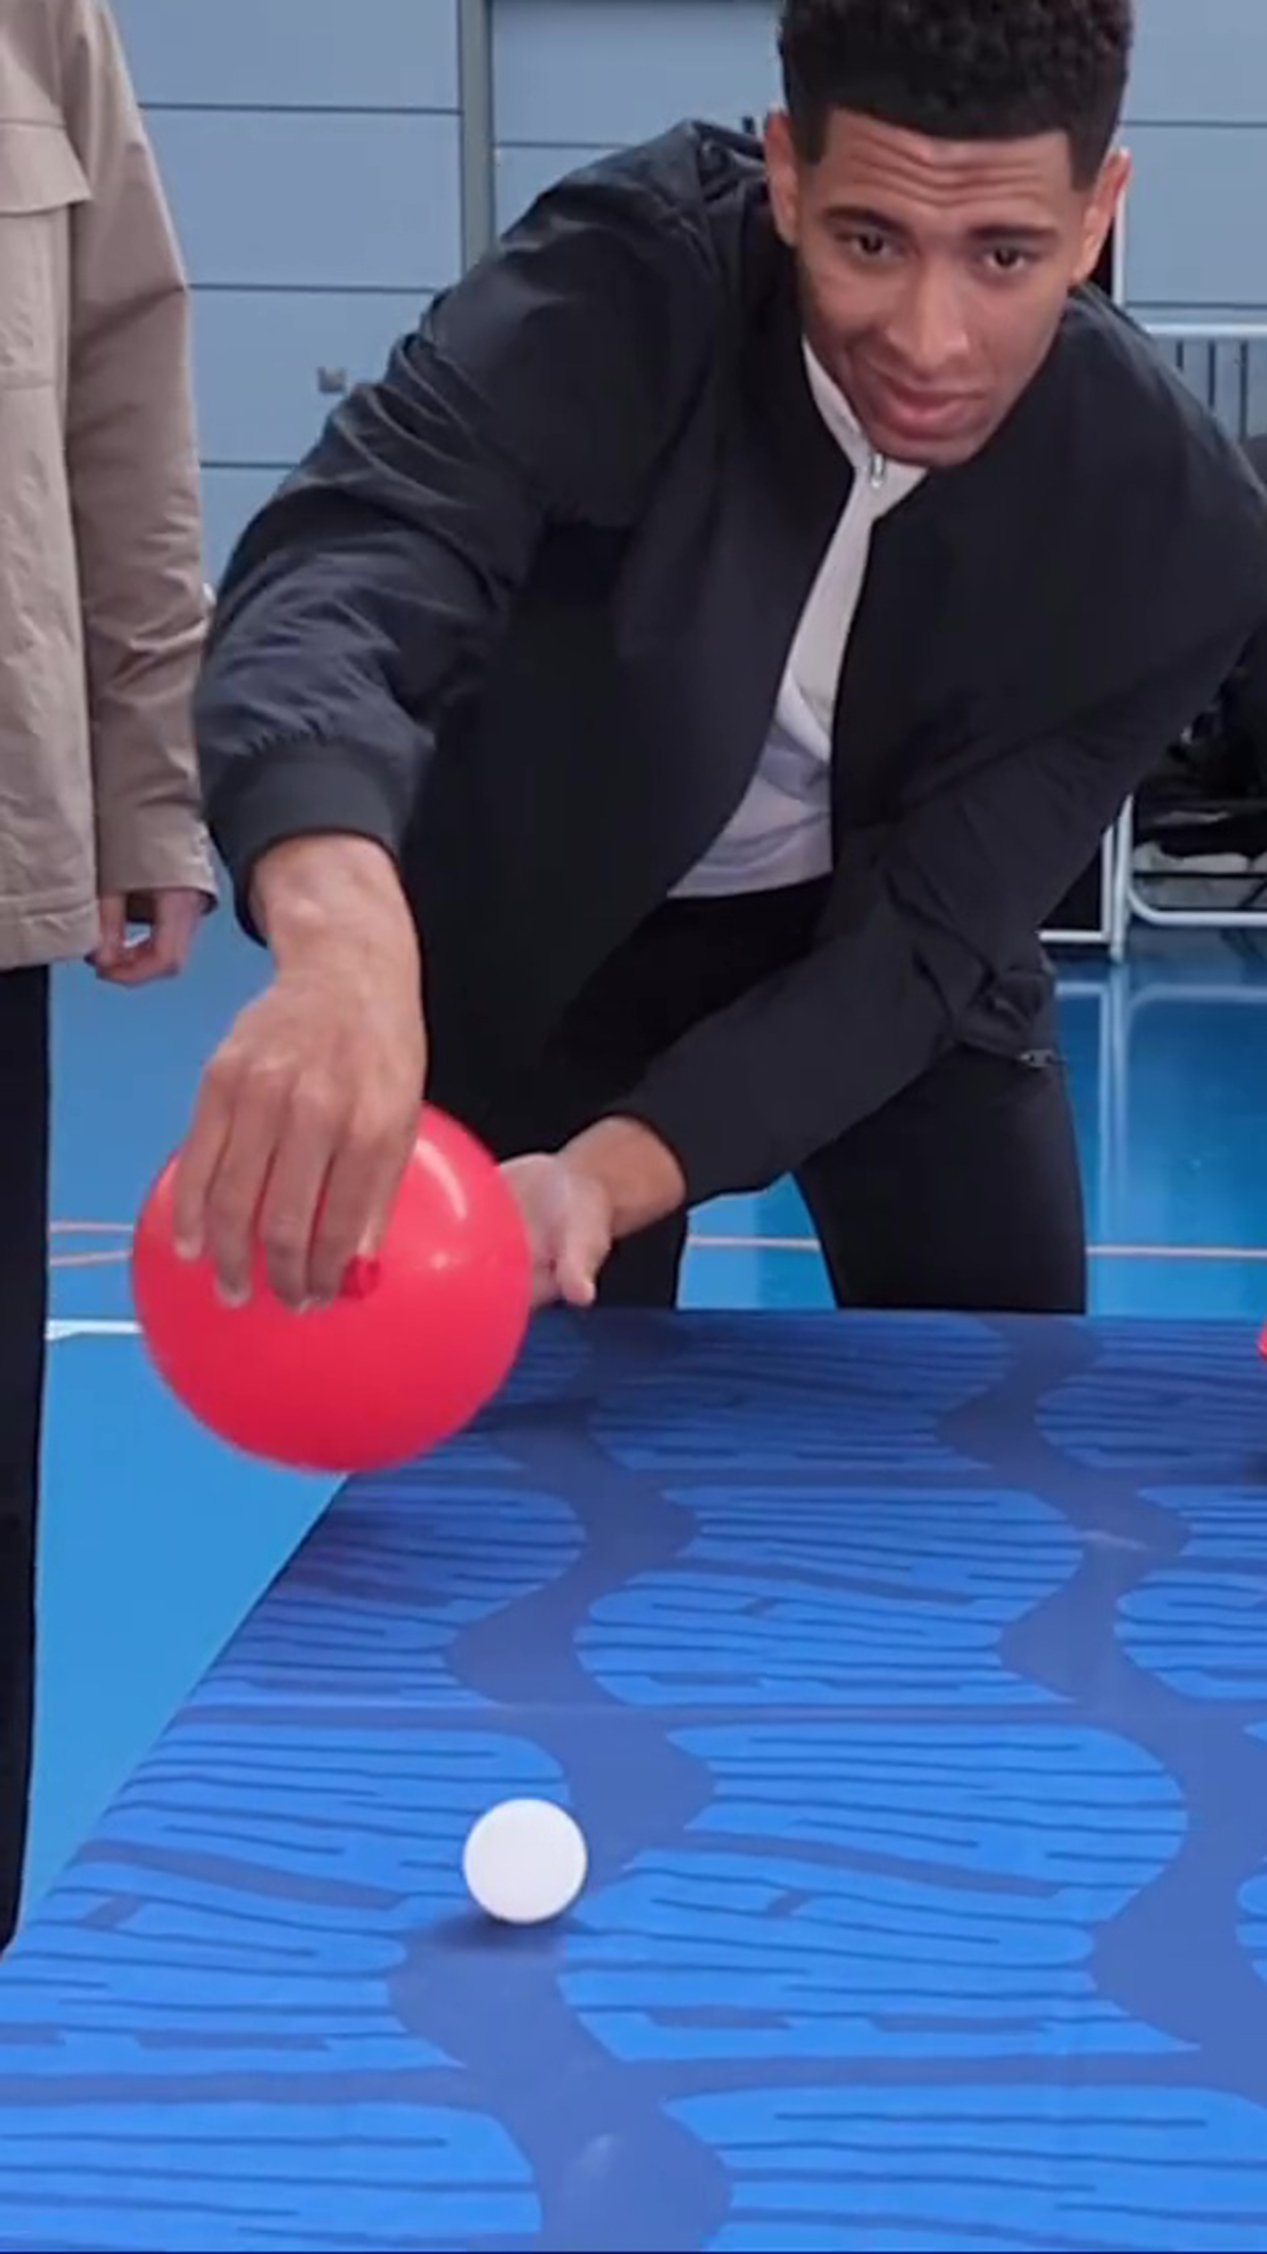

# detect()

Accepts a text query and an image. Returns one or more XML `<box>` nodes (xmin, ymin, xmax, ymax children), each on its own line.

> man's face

<box><xmin>766</xmin><ymin>107</ymin><xmax>1130</xmax><ymax>468</ymax></box>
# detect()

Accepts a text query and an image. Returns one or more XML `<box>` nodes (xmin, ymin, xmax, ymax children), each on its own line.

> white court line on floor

<box><xmin>49</xmin><ymin>1221</ymin><xmax>131</xmax><ymax>1235</ymax></box>
<box><xmin>688</xmin><ymin>1235</ymin><xmax>1267</xmax><ymax>1261</ymax></box>
<box><xmin>46</xmin><ymin>1318</ymin><xmax>140</xmax><ymax>1342</ymax></box>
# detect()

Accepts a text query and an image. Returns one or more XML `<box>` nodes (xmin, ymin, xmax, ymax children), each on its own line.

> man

<box><xmin>183</xmin><ymin>0</ymin><xmax>1267</xmax><ymax>1320</ymax></box>
<box><xmin>0</xmin><ymin>0</ymin><xmax>213</xmax><ymax>1941</ymax></box>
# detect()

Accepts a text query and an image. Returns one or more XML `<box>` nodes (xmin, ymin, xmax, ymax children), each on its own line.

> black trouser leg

<box><xmin>474</xmin><ymin>887</ymin><xmax>827</xmax><ymax>1310</ymax></box>
<box><xmin>796</xmin><ymin>1044</ymin><xmax>1087</xmax><ymax>1315</ymax></box>
<box><xmin>0</xmin><ymin>967</ymin><xmax>49</xmax><ymax>1946</ymax></box>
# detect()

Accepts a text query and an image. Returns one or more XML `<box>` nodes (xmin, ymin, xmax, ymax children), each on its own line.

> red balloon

<box><xmin>132</xmin><ymin>1106</ymin><xmax>533</xmax><ymax>1473</ymax></box>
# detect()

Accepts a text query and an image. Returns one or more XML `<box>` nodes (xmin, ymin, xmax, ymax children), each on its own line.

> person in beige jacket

<box><xmin>0</xmin><ymin>0</ymin><xmax>214</xmax><ymax>1944</ymax></box>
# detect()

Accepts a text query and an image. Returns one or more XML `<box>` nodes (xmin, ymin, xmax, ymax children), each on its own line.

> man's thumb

<box><xmin>555</xmin><ymin>1254</ymin><xmax>599</xmax><ymax>1308</ymax></box>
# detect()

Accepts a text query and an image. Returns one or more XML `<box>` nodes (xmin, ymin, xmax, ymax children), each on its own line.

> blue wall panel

<box><xmin>112</xmin><ymin>0</ymin><xmax>459</xmax><ymax>111</ymax></box>
<box><xmin>111</xmin><ymin>0</ymin><xmax>464</xmax><ymax>586</ymax></box>
<box><xmin>493</xmin><ymin>0</ymin><xmax>777</xmax><ymax>145</ymax></box>
<box><xmin>145</xmin><ymin>112</ymin><xmax>461</xmax><ymax>291</ymax></box>
<box><xmin>494</xmin><ymin>141</ymin><xmax>600</xmax><ymax>231</ymax></box>
<box><xmin>201</xmin><ymin>467</ymin><xmax>286</xmax><ymax>581</ymax></box>
<box><xmin>1121</xmin><ymin>0</ymin><xmax>1267</xmax><ymax>316</ymax></box>
<box><xmin>1124</xmin><ymin>0</ymin><xmax>1267</xmax><ymax>127</ymax></box>
<box><xmin>491</xmin><ymin>0</ymin><xmax>779</xmax><ymax>244</ymax></box>
<box><xmin>192</xmin><ymin>291</ymin><xmax>428</xmax><ymax>466</ymax></box>
<box><xmin>1124</xmin><ymin>126</ymin><xmax>1267</xmax><ymax>314</ymax></box>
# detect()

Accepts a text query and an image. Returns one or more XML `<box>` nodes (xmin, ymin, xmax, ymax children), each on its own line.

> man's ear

<box><xmin>764</xmin><ymin>108</ymin><xmax>801</xmax><ymax>248</ymax></box>
<box><xmin>1074</xmin><ymin>145</ymin><xmax>1131</xmax><ymax>287</ymax></box>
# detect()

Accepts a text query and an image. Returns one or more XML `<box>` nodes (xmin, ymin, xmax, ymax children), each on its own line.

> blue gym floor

<box><xmin>31</xmin><ymin>916</ymin><xmax>1267</xmax><ymax>1914</ymax></box>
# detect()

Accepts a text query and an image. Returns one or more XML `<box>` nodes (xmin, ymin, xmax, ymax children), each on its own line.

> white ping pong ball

<box><xmin>462</xmin><ymin>1798</ymin><xmax>588</xmax><ymax>1925</ymax></box>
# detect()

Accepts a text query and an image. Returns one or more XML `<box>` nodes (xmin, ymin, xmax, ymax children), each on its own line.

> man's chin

<box><xmin>864</xmin><ymin>405</ymin><xmax>998</xmax><ymax>471</ymax></box>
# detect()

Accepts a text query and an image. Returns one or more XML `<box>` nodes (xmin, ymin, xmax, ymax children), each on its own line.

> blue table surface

<box><xmin>3</xmin><ymin>1308</ymin><xmax>1267</xmax><ymax>2252</ymax></box>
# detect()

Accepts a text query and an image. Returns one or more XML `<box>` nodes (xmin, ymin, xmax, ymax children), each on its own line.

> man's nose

<box><xmin>882</xmin><ymin>266</ymin><xmax>972</xmax><ymax>381</ymax></box>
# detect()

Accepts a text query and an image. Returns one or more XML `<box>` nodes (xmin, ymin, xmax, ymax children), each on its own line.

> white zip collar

<box><xmin>802</xmin><ymin>342</ymin><xmax>923</xmax><ymax>517</ymax></box>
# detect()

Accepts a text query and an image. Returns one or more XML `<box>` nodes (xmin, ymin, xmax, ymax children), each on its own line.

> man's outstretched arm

<box><xmin>181</xmin><ymin>164</ymin><xmax>715</xmax><ymax>1308</ymax></box>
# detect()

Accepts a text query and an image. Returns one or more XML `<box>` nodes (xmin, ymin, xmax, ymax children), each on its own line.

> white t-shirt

<box><xmin>676</xmin><ymin>347</ymin><xmax>926</xmax><ymax>898</ymax></box>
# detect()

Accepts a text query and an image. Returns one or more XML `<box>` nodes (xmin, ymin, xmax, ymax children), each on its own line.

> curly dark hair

<box><xmin>778</xmin><ymin>0</ymin><xmax>1133</xmax><ymax>185</ymax></box>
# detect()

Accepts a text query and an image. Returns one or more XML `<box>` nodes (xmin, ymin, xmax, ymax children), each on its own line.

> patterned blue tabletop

<box><xmin>3</xmin><ymin>1309</ymin><xmax>1267</xmax><ymax>2251</ymax></box>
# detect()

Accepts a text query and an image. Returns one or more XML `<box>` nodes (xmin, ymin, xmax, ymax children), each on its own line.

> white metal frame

<box><xmin>1109</xmin><ymin>790</ymin><xmax>1267</xmax><ymax>950</ymax></box>
<box><xmin>1105</xmin><ymin>321</ymin><xmax>1267</xmax><ymax>955</ymax></box>
<box><xmin>1042</xmin><ymin>827</ymin><xmax>1121</xmax><ymax>951</ymax></box>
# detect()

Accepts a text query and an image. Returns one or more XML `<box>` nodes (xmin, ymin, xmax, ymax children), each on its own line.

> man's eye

<box><xmin>848</xmin><ymin>231</ymin><xmax>894</xmax><ymax>261</ymax></box>
<box><xmin>986</xmin><ymin>246</ymin><xmax>1033</xmax><ymax>275</ymax></box>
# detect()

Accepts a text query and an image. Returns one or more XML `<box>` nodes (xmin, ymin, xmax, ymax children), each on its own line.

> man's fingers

<box><xmin>172</xmin><ymin>1080</ymin><xmax>397</xmax><ymax>1311</ymax></box>
<box><xmin>172</xmin><ymin>1078</ymin><xmax>233</xmax><ymax>1261</ymax></box>
<box><xmin>93</xmin><ymin>896</ymin><xmax>128</xmax><ymax>974</ymax></box>
<box><xmin>554</xmin><ymin>1226</ymin><xmax>607</xmax><ymax>1307</ymax></box>
<box><xmin>254</xmin><ymin>1113</ymin><xmax>338</xmax><ymax>1310</ymax></box>
<box><xmin>554</xmin><ymin>1256</ymin><xmax>599</xmax><ymax>1308</ymax></box>
<box><xmin>198</xmin><ymin>1066</ymin><xmax>296</xmax><ymax>1303</ymax></box>
<box><xmin>99</xmin><ymin>937</ymin><xmax>160</xmax><ymax>987</ymax></box>
<box><xmin>499</xmin><ymin>1155</ymin><xmax>613</xmax><ymax>1312</ymax></box>
<box><xmin>151</xmin><ymin>893</ymin><xmax>202</xmax><ymax>978</ymax></box>
<box><xmin>94</xmin><ymin>892</ymin><xmax>202</xmax><ymax>985</ymax></box>
<box><xmin>312</xmin><ymin>1114</ymin><xmax>413</xmax><ymax>1305</ymax></box>
<box><xmin>159</xmin><ymin>908</ymin><xmax>426</xmax><ymax>1316</ymax></box>
<box><xmin>550</xmin><ymin>1193</ymin><xmax>613</xmax><ymax>1309</ymax></box>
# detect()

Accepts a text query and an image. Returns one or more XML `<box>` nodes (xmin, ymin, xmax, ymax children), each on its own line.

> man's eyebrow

<box><xmin>818</xmin><ymin>204</ymin><xmax>1061</xmax><ymax>248</ymax></box>
<box><xmin>967</xmin><ymin>222</ymin><xmax>1062</xmax><ymax>247</ymax></box>
<box><xmin>819</xmin><ymin>203</ymin><xmax>903</xmax><ymax>231</ymax></box>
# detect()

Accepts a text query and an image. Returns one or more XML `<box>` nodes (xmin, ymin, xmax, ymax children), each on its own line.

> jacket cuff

<box><xmin>95</xmin><ymin>822</ymin><xmax>219</xmax><ymax>907</ymax></box>
<box><xmin>208</xmin><ymin>741</ymin><xmax>406</xmax><ymax>940</ymax></box>
<box><xmin>616</xmin><ymin>1067</ymin><xmax>777</xmax><ymax>1212</ymax></box>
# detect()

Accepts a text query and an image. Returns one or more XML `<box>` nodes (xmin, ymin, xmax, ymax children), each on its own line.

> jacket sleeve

<box><xmin>619</xmin><ymin>608</ymin><xmax>1267</xmax><ymax>1202</ymax></box>
<box><xmin>62</xmin><ymin>0</ymin><xmax>214</xmax><ymax>907</ymax></box>
<box><xmin>195</xmin><ymin>163</ymin><xmax>718</xmax><ymax>927</ymax></box>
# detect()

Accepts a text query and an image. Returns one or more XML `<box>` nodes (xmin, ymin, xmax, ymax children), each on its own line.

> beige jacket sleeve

<box><xmin>61</xmin><ymin>0</ymin><xmax>216</xmax><ymax>910</ymax></box>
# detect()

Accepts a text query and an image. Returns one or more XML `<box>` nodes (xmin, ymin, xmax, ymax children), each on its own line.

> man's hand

<box><xmin>93</xmin><ymin>888</ymin><xmax>205</xmax><ymax>985</ymax></box>
<box><xmin>502</xmin><ymin>1117</ymin><xmax>687</xmax><ymax>1310</ymax></box>
<box><xmin>500</xmin><ymin>1154</ymin><xmax>616</xmax><ymax>1310</ymax></box>
<box><xmin>172</xmin><ymin>837</ymin><xmax>426</xmax><ymax>1311</ymax></box>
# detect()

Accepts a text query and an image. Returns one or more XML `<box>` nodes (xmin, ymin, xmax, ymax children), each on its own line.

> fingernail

<box><xmin>341</xmin><ymin>1256</ymin><xmax>382</xmax><ymax>1301</ymax></box>
<box><xmin>216</xmin><ymin>1281</ymin><xmax>250</xmax><ymax>1310</ymax></box>
<box><xmin>174</xmin><ymin>1236</ymin><xmax>200</xmax><ymax>1263</ymax></box>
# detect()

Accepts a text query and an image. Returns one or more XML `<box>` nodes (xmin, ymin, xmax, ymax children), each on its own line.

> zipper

<box><xmin>868</xmin><ymin>450</ymin><xmax>888</xmax><ymax>491</ymax></box>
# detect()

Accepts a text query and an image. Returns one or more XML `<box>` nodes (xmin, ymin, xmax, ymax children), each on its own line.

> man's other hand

<box><xmin>93</xmin><ymin>887</ymin><xmax>204</xmax><ymax>984</ymax></box>
<box><xmin>500</xmin><ymin>1153</ymin><xmax>616</xmax><ymax>1310</ymax></box>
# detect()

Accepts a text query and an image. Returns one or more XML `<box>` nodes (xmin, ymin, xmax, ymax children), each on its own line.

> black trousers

<box><xmin>476</xmin><ymin>883</ymin><xmax>1087</xmax><ymax>1315</ymax></box>
<box><xmin>0</xmin><ymin>968</ymin><xmax>48</xmax><ymax>1947</ymax></box>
